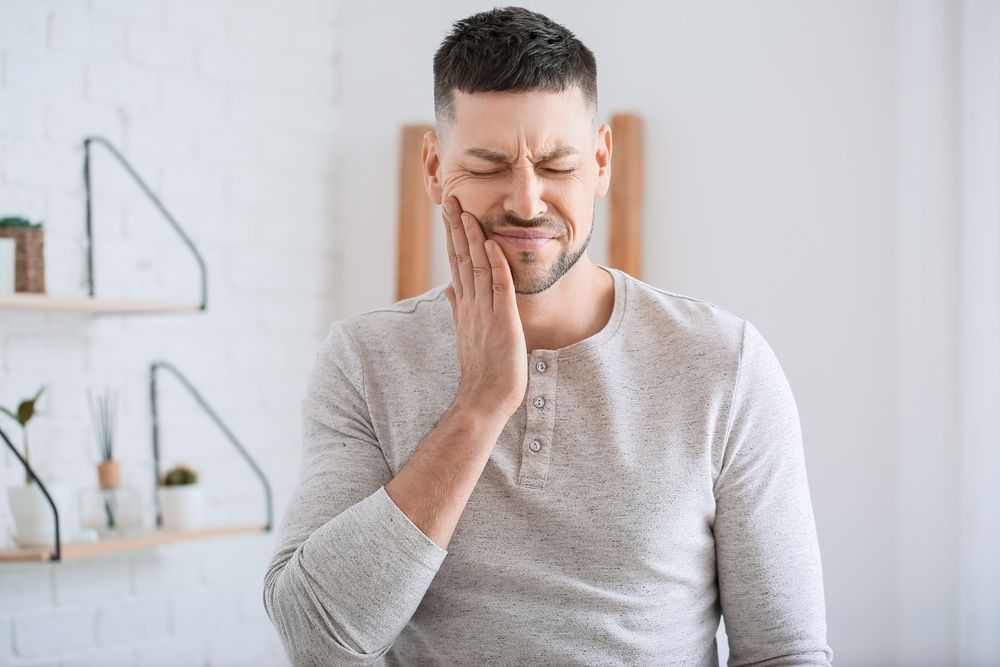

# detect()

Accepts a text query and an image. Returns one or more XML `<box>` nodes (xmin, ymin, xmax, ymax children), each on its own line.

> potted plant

<box><xmin>2</xmin><ymin>386</ymin><xmax>79</xmax><ymax>547</ymax></box>
<box><xmin>157</xmin><ymin>463</ymin><xmax>204</xmax><ymax>531</ymax></box>
<box><xmin>1</xmin><ymin>386</ymin><xmax>45</xmax><ymax>487</ymax></box>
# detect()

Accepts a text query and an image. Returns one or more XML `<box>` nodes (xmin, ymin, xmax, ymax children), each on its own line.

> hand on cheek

<box><xmin>439</xmin><ymin>194</ymin><xmax>528</xmax><ymax>419</ymax></box>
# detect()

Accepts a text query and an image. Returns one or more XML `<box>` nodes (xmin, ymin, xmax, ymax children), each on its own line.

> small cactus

<box><xmin>160</xmin><ymin>463</ymin><xmax>198</xmax><ymax>486</ymax></box>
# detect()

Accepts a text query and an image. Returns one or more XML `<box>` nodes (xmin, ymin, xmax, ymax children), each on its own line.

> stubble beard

<box><xmin>508</xmin><ymin>210</ymin><xmax>595</xmax><ymax>295</ymax></box>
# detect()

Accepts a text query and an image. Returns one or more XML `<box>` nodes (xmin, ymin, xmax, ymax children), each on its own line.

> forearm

<box><xmin>264</xmin><ymin>397</ymin><xmax>507</xmax><ymax>662</ymax></box>
<box><xmin>385</xmin><ymin>396</ymin><xmax>509</xmax><ymax>550</ymax></box>
<box><xmin>264</xmin><ymin>484</ymin><xmax>448</xmax><ymax>663</ymax></box>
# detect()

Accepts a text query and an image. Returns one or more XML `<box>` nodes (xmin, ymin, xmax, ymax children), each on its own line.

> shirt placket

<box><xmin>518</xmin><ymin>350</ymin><xmax>558</xmax><ymax>489</ymax></box>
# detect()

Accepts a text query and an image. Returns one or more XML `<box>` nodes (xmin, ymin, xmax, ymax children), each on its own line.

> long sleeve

<box><xmin>262</xmin><ymin>320</ymin><xmax>449</xmax><ymax>666</ymax></box>
<box><xmin>713</xmin><ymin>320</ymin><xmax>834</xmax><ymax>666</ymax></box>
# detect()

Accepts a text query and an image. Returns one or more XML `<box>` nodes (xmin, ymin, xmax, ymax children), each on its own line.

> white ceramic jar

<box><xmin>157</xmin><ymin>484</ymin><xmax>204</xmax><ymax>531</ymax></box>
<box><xmin>6</xmin><ymin>482</ymin><xmax>80</xmax><ymax>547</ymax></box>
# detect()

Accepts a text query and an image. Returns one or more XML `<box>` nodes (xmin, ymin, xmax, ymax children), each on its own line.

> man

<box><xmin>264</xmin><ymin>7</ymin><xmax>833</xmax><ymax>666</ymax></box>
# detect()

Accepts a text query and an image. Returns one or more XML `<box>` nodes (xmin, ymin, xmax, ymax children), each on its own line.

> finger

<box><xmin>443</xmin><ymin>284</ymin><xmax>458</xmax><ymax>330</ymax></box>
<box><xmin>485</xmin><ymin>238</ymin><xmax>517</xmax><ymax>316</ymax></box>
<box><xmin>460</xmin><ymin>211</ymin><xmax>493</xmax><ymax>316</ymax></box>
<box><xmin>444</xmin><ymin>284</ymin><xmax>461</xmax><ymax>366</ymax></box>
<box><xmin>448</xmin><ymin>204</ymin><xmax>475</xmax><ymax>301</ymax></box>
<box><xmin>442</xmin><ymin>198</ymin><xmax>463</xmax><ymax>300</ymax></box>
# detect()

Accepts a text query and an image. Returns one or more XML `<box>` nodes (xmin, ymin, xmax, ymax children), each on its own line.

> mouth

<box><xmin>493</xmin><ymin>233</ymin><xmax>556</xmax><ymax>251</ymax></box>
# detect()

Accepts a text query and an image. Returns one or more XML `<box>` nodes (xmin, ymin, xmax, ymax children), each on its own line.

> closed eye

<box><xmin>466</xmin><ymin>167</ymin><xmax>576</xmax><ymax>176</ymax></box>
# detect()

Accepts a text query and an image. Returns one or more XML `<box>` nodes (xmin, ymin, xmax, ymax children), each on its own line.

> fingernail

<box><xmin>461</xmin><ymin>213</ymin><xmax>469</xmax><ymax>225</ymax></box>
<box><xmin>443</xmin><ymin>201</ymin><xmax>454</xmax><ymax>214</ymax></box>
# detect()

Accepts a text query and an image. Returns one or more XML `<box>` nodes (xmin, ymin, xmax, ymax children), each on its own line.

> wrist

<box><xmin>450</xmin><ymin>394</ymin><xmax>511</xmax><ymax>430</ymax></box>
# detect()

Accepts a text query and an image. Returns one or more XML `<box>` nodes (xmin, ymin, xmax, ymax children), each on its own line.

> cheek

<box><xmin>440</xmin><ymin>172</ymin><xmax>476</xmax><ymax>193</ymax></box>
<box><xmin>441</xmin><ymin>174</ymin><xmax>498</xmax><ymax>217</ymax></box>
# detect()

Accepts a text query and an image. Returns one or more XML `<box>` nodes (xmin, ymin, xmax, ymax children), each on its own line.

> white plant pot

<box><xmin>157</xmin><ymin>484</ymin><xmax>204</xmax><ymax>531</ymax></box>
<box><xmin>6</xmin><ymin>482</ymin><xmax>80</xmax><ymax>547</ymax></box>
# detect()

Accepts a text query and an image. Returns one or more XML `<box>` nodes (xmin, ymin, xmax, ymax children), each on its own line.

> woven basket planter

<box><xmin>0</xmin><ymin>226</ymin><xmax>45</xmax><ymax>293</ymax></box>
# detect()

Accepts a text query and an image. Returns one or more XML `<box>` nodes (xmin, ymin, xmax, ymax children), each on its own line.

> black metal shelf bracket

<box><xmin>0</xmin><ymin>425</ymin><xmax>62</xmax><ymax>561</ymax></box>
<box><xmin>83</xmin><ymin>136</ymin><xmax>208</xmax><ymax>310</ymax></box>
<box><xmin>149</xmin><ymin>361</ymin><xmax>273</xmax><ymax>531</ymax></box>
<box><xmin>0</xmin><ymin>362</ymin><xmax>272</xmax><ymax>562</ymax></box>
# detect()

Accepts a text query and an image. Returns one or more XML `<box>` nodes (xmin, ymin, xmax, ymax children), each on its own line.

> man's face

<box><xmin>424</xmin><ymin>86</ymin><xmax>612</xmax><ymax>295</ymax></box>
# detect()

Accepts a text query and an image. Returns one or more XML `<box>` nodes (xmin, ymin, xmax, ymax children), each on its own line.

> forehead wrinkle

<box><xmin>463</xmin><ymin>146</ymin><xmax>579</xmax><ymax>164</ymax></box>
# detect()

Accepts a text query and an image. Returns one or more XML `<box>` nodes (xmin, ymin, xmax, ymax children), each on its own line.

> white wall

<box><xmin>0</xmin><ymin>1</ymin><xmax>339</xmax><ymax>665</ymax></box>
<box><xmin>893</xmin><ymin>3</ymin><xmax>961</xmax><ymax>664</ymax></box>
<box><xmin>957</xmin><ymin>1</ymin><xmax>1000</xmax><ymax>663</ymax></box>
<box><xmin>338</xmin><ymin>1</ymin><xmax>997</xmax><ymax>665</ymax></box>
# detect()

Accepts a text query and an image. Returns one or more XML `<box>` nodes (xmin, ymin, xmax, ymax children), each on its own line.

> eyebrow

<box><xmin>463</xmin><ymin>146</ymin><xmax>579</xmax><ymax>164</ymax></box>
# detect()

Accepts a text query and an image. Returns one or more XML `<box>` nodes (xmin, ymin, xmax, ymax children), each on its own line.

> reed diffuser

<box><xmin>87</xmin><ymin>387</ymin><xmax>120</xmax><ymax>528</ymax></box>
<box><xmin>81</xmin><ymin>386</ymin><xmax>142</xmax><ymax>537</ymax></box>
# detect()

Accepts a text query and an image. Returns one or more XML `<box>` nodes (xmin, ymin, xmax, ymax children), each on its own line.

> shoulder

<box><xmin>616</xmin><ymin>269</ymin><xmax>748</xmax><ymax>358</ymax></box>
<box><xmin>616</xmin><ymin>272</ymin><xmax>795</xmax><ymax>442</ymax></box>
<box><xmin>329</xmin><ymin>283</ymin><xmax>453</xmax><ymax>353</ymax></box>
<box><xmin>618</xmin><ymin>272</ymin><xmax>786</xmax><ymax>392</ymax></box>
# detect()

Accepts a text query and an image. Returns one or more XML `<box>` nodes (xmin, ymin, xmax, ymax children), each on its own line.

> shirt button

<box><xmin>529</xmin><ymin>440</ymin><xmax>542</xmax><ymax>452</ymax></box>
<box><xmin>533</xmin><ymin>396</ymin><xmax>545</xmax><ymax>409</ymax></box>
<box><xmin>535</xmin><ymin>361</ymin><xmax>547</xmax><ymax>373</ymax></box>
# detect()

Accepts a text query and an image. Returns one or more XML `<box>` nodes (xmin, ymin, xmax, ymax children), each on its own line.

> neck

<box><xmin>516</xmin><ymin>257</ymin><xmax>615</xmax><ymax>353</ymax></box>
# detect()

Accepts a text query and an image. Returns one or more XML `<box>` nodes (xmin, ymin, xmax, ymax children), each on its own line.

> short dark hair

<box><xmin>433</xmin><ymin>6</ymin><xmax>598</xmax><ymax>129</ymax></box>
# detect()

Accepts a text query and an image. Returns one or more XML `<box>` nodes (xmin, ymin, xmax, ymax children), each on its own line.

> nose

<box><xmin>502</xmin><ymin>165</ymin><xmax>547</xmax><ymax>222</ymax></box>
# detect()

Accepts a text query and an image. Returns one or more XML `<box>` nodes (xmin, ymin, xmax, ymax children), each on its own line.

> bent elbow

<box><xmin>262</xmin><ymin>558</ymin><xmax>394</xmax><ymax>666</ymax></box>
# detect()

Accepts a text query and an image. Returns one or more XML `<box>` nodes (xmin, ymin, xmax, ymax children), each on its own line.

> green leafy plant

<box><xmin>160</xmin><ymin>463</ymin><xmax>199</xmax><ymax>486</ymax></box>
<box><xmin>0</xmin><ymin>216</ymin><xmax>43</xmax><ymax>229</ymax></box>
<box><xmin>0</xmin><ymin>385</ymin><xmax>46</xmax><ymax>485</ymax></box>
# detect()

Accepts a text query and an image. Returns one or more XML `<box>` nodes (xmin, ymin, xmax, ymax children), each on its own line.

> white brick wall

<box><xmin>0</xmin><ymin>1</ymin><xmax>342</xmax><ymax>664</ymax></box>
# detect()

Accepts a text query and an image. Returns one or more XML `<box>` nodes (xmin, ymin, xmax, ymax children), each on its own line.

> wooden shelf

<box><xmin>0</xmin><ymin>523</ymin><xmax>268</xmax><ymax>563</ymax></box>
<box><xmin>0</xmin><ymin>293</ymin><xmax>202</xmax><ymax>314</ymax></box>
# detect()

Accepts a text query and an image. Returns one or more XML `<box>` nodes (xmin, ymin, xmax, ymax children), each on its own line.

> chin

<box><xmin>508</xmin><ymin>262</ymin><xmax>559</xmax><ymax>296</ymax></box>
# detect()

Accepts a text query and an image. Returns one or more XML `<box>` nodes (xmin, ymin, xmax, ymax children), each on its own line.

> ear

<box><xmin>422</xmin><ymin>130</ymin><xmax>443</xmax><ymax>205</ymax></box>
<box><xmin>593</xmin><ymin>122</ymin><xmax>612</xmax><ymax>199</ymax></box>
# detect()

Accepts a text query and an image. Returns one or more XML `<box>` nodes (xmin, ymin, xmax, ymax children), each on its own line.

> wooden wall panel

<box><xmin>608</xmin><ymin>113</ymin><xmax>643</xmax><ymax>279</ymax></box>
<box><xmin>396</xmin><ymin>124</ymin><xmax>434</xmax><ymax>301</ymax></box>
